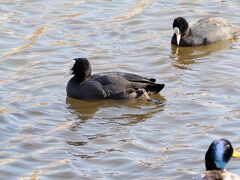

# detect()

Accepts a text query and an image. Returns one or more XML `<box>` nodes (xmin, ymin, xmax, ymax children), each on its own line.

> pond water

<box><xmin>0</xmin><ymin>0</ymin><xmax>240</xmax><ymax>179</ymax></box>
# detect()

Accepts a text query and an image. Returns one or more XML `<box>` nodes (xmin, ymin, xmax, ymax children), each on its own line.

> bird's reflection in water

<box><xmin>66</xmin><ymin>94</ymin><xmax>165</xmax><ymax>126</ymax></box>
<box><xmin>65</xmin><ymin>95</ymin><xmax>165</xmax><ymax>156</ymax></box>
<box><xmin>170</xmin><ymin>40</ymin><xmax>234</xmax><ymax>69</ymax></box>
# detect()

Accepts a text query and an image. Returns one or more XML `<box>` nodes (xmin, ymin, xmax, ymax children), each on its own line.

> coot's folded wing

<box><xmin>92</xmin><ymin>72</ymin><xmax>156</xmax><ymax>83</ymax></box>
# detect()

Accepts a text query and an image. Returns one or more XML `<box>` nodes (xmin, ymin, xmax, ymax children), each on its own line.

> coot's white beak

<box><xmin>64</xmin><ymin>69</ymin><xmax>73</xmax><ymax>77</ymax></box>
<box><xmin>64</xmin><ymin>60</ymin><xmax>75</xmax><ymax>77</ymax></box>
<box><xmin>173</xmin><ymin>27</ymin><xmax>181</xmax><ymax>45</ymax></box>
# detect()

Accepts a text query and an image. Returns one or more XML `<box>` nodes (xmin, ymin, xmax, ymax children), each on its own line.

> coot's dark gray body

<box><xmin>66</xmin><ymin>58</ymin><xmax>164</xmax><ymax>100</ymax></box>
<box><xmin>172</xmin><ymin>17</ymin><xmax>239</xmax><ymax>46</ymax></box>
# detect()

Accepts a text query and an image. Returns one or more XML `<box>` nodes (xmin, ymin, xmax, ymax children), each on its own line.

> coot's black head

<box><xmin>68</xmin><ymin>58</ymin><xmax>92</xmax><ymax>80</ymax></box>
<box><xmin>205</xmin><ymin>139</ymin><xmax>234</xmax><ymax>171</ymax></box>
<box><xmin>172</xmin><ymin>17</ymin><xmax>189</xmax><ymax>45</ymax></box>
<box><xmin>173</xmin><ymin>17</ymin><xmax>189</xmax><ymax>35</ymax></box>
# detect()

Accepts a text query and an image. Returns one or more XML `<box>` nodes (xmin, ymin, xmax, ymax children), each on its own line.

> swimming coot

<box><xmin>172</xmin><ymin>17</ymin><xmax>239</xmax><ymax>46</ymax></box>
<box><xmin>66</xmin><ymin>58</ymin><xmax>164</xmax><ymax>100</ymax></box>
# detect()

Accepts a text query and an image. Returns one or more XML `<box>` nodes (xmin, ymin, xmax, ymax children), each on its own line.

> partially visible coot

<box><xmin>66</xmin><ymin>58</ymin><xmax>164</xmax><ymax>100</ymax></box>
<box><xmin>171</xmin><ymin>17</ymin><xmax>239</xmax><ymax>46</ymax></box>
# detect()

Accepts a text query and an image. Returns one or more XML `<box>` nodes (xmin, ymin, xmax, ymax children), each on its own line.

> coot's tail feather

<box><xmin>145</xmin><ymin>84</ymin><xmax>165</xmax><ymax>94</ymax></box>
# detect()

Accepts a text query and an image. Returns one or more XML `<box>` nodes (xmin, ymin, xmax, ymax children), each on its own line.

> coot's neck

<box><xmin>182</xmin><ymin>27</ymin><xmax>191</xmax><ymax>37</ymax></box>
<box><xmin>71</xmin><ymin>75</ymin><xmax>90</xmax><ymax>83</ymax></box>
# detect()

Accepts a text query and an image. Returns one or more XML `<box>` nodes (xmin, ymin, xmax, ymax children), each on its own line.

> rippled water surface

<box><xmin>0</xmin><ymin>0</ymin><xmax>240</xmax><ymax>179</ymax></box>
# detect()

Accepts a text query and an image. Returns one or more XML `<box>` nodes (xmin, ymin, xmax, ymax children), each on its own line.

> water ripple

<box><xmin>0</xmin><ymin>0</ymin><xmax>240</xmax><ymax>179</ymax></box>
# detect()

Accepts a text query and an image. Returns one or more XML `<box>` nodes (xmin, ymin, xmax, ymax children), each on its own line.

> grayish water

<box><xmin>0</xmin><ymin>0</ymin><xmax>240</xmax><ymax>179</ymax></box>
